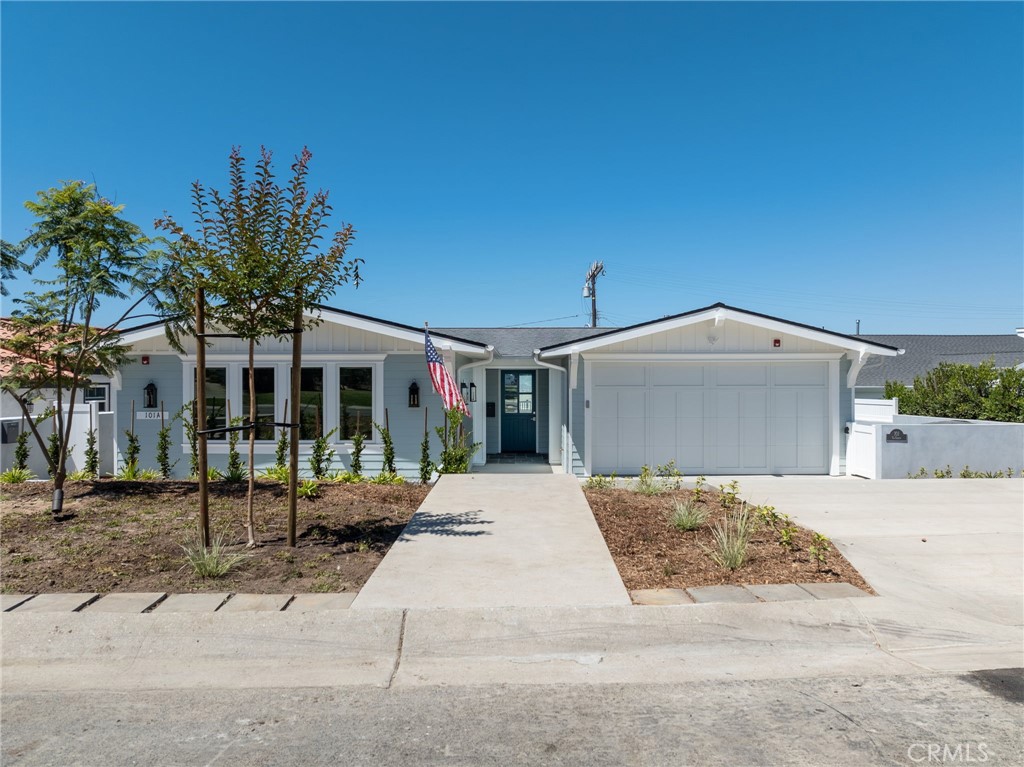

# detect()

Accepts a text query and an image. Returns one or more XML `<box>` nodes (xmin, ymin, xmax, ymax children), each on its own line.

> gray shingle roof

<box><xmin>857</xmin><ymin>334</ymin><xmax>1024</xmax><ymax>387</ymax></box>
<box><xmin>432</xmin><ymin>327</ymin><xmax>615</xmax><ymax>358</ymax></box>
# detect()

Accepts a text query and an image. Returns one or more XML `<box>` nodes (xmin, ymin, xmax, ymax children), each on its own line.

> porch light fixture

<box><xmin>460</xmin><ymin>382</ymin><xmax>468</xmax><ymax>401</ymax></box>
<box><xmin>408</xmin><ymin>381</ymin><xmax>420</xmax><ymax>408</ymax></box>
<box><xmin>469</xmin><ymin>382</ymin><xmax>477</xmax><ymax>402</ymax></box>
<box><xmin>143</xmin><ymin>382</ymin><xmax>158</xmax><ymax>409</ymax></box>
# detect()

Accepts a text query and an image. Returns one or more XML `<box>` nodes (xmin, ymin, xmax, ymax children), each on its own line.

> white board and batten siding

<box><xmin>589</xmin><ymin>360</ymin><xmax>832</xmax><ymax>475</ymax></box>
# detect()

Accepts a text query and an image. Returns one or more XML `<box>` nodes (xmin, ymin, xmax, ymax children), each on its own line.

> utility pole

<box><xmin>582</xmin><ymin>261</ymin><xmax>606</xmax><ymax>327</ymax></box>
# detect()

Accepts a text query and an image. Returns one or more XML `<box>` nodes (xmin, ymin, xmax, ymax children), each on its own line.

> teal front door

<box><xmin>501</xmin><ymin>370</ymin><xmax>537</xmax><ymax>453</ymax></box>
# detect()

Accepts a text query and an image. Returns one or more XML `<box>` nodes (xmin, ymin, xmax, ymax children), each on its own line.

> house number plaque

<box><xmin>885</xmin><ymin>428</ymin><xmax>908</xmax><ymax>443</ymax></box>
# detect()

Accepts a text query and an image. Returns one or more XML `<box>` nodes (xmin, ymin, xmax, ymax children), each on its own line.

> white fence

<box><xmin>0</xmin><ymin>404</ymin><xmax>114</xmax><ymax>478</ymax></box>
<box><xmin>853</xmin><ymin>397</ymin><xmax>898</xmax><ymax>423</ymax></box>
<box><xmin>847</xmin><ymin>414</ymin><xmax>1024</xmax><ymax>479</ymax></box>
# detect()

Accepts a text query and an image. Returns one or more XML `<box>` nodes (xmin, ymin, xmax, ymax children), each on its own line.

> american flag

<box><xmin>425</xmin><ymin>328</ymin><xmax>470</xmax><ymax>416</ymax></box>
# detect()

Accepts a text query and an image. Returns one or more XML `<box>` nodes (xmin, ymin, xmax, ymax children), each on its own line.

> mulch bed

<box><xmin>1</xmin><ymin>480</ymin><xmax>427</xmax><ymax>594</ymax></box>
<box><xmin>585</xmin><ymin>486</ymin><xmax>874</xmax><ymax>593</ymax></box>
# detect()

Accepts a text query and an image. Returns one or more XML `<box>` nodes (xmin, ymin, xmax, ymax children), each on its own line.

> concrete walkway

<box><xmin>351</xmin><ymin>474</ymin><xmax>631</xmax><ymax>609</ymax></box>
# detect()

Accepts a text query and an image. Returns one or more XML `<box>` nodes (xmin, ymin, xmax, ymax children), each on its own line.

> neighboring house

<box><xmin>114</xmin><ymin>302</ymin><xmax>902</xmax><ymax>478</ymax></box>
<box><xmin>853</xmin><ymin>334</ymin><xmax>1024</xmax><ymax>399</ymax></box>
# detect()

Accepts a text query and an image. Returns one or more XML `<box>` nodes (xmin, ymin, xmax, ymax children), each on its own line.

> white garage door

<box><xmin>591</xmin><ymin>361</ymin><xmax>830</xmax><ymax>475</ymax></box>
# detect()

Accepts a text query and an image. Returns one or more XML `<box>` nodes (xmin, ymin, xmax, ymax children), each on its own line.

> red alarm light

<box><xmin>772</xmin><ymin>339</ymin><xmax>781</xmax><ymax>348</ymax></box>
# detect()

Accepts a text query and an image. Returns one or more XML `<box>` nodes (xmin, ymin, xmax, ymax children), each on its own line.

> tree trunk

<box><xmin>287</xmin><ymin>296</ymin><xmax>302</xmax><ymax>547</ymax></box>
<box><xmin>196</xmin><ymin>287</ymin><xmax>210</xmax><ymax>549</ymax></box>
<box><xmin>245</xmin><ymin>338</ymin><xmax>257</xmax><ymax>547</ymax></box>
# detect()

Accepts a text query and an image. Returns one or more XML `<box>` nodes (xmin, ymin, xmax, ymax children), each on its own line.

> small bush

<box><xmin>297</xmin><ymin>479</ymin><xmax>320</xmax><ymax>498</ymax></box>
<box><xmin>327</xmin><ymin>469</ymin><xmax>362</xmax><ymax>484</ymax></box>
<box><xmin>584</xmin><ymin>473</ymin><xmax>616</xmax><ymax>490</ymax></box>
<box><xmin>719</xmin><ymin>480</ymin><xmax>741</xmax><ymax>508</ymax></box>
<box><xmin>180</xmin><ymin>529</ymin><xmax>250</xmax><ymax>579</ymax></box>
<box><xmin>14</xmin><ymin>429</ymin><xmax>30</xmax><ymax>471</ymax></box>
<box><xmin>157</xmin><ymin>422</ymin><xmax>176</xmax><ymax>479</ymax></box>
<box><xmin>707</xmin><ymin>503</ymin><xmax>753</xmax><ymax>570</ymax></box>
<box><xmin>691</xmin><ymin>475</ymin><xmax>707</xmax><ymax>503</ymax></box>
<box><xmin>808</xmin><ymin>532</ymin><xmax>832</xmax><ymax>570</ymax></box>
<box><xmin>259</xmin><ymin>465</ymin><xmax>291</xmax><ymax>483</ymax></box>
<box><xmin>116</xmin><ymin>462</ymin><xmax>160</xmax><ymax>481</ymax></box>
<box><xmin>309</xmin><ymin>428</ymin><xmax>338</xmax><ymax>480</ymax></box>
<box><xmin>669</xmin><ymin>498</ymin><xmax>709</xmax><ymax>531</ymax></box>
<box><xmin>67</xmin><ymin>469</ymin><xmax>94</xmax><ymax>481</ymax></box>
<box><xmin>419</xmin><ymin>430</ymin><xmax>433</xmax><ymax>484</ymax></box>
<box><xmin>224</xmin><ymin>417</ymin><xmax>246</xmax><ymax>483</ymax></box>
<box><xmin>368</xmin><ymin>471</ymin><xmax>404</xmax><ymax>485</ymax></box>
<box><xmin>275</xmin><ymin>426</ymin><xmax>289</xmax><ymax>468</ymax></box>
<box><xmin>655</xmin><ymin>460</ymin><xmax>684</xmax><ymax>489</ymax></box>
<box><xmin>0</xmin><ymin>467</ymin><xmax>35</xmax><ymax>484</ymax></box>
<box><xmin>632</xmin><ymin>465</ymin><xmax>663</xmax><ymax>496</ymax></box>
<box><xmin>350</xmin><ymin>431</ymin><xmax>364</xmax><ymax>476</ymax></box>
<box><xmin>84</xmin><ymin>428</ymin><xmax>99</xmax><ymax>478</ymax></box>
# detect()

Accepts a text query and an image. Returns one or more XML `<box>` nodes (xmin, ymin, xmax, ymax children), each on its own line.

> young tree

<box><xmin>1</xmin><ymin>181</ymin><xmax>163</xmax><ymax>516</ymax></box>
<box><xmin>157</xmin><ymin>146</ymin><xmax>361</xmax><ymax>546</ymax></box>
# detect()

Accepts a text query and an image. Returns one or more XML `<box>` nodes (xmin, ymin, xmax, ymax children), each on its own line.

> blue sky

<box><xmin>2</xmin><ymin>2</ymin><xmax>1021</xmax><ymax>334</ymax></box>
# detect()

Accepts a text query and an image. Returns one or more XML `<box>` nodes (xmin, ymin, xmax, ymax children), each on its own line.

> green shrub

<box><xmin>368</xmin><ymin>471</ymin><xmax>404</xmax><ymax>485</ymax></box>
<box><xmin>327</xmin><ymin>469</ymin><xmax>362</xmax><ymax>483</ymax></box>
<box><xmin>297</xmin><ymin>478</ymin><xmax>320</xmax><ymax>498</ymax></box>
<box><xmin>83</xmin><ymin>428</ymin><xmax>99</xmax><ymax>478</ymax></box>
<box><xmin>435</xmin><ymin>409</ymin><xmax>480</xmax><ymax>474</ymax></box>
<box><xmin>0</xmin><ymin>467</ymin><xmax>35</xmax><ymax>484</ymax></box>
<box><xmin>308</xmin><ymin>428</ymin><xmax>338</xmax><ymax>480</ymax></box>
<box><xmin>374</xmin><ymin>421</ymin><xmax>396</xmax><ymax>475</ymax></box>
<box><xmin>224</xmin><ymin>417</ymin><xmax>246</xmax><ymax>483</ymax></box>
<box><xmin>808</xmin><ymin>532</ymin><xmax>832</xmax><ymax>570</ymax></box>
<box><xmin>350</xmin><ymin>431</ymin><xmax>364</xmax><ymax>477</ymax></box>
<box><xmin>655</xmin><ymin>460</ymin><xmax>684</xmax><ymax>489</ymax></box>
<box><xmin>691</xmin><ymin>475</ymin><xmax>707</xmax><ymax>503</ymax></box>
<box><xmin>632</xmin><ymin>465</ymin><xmax>663</xmax><ymax>496</ymax></box>
<box><xmin>669</xmin><ymin>497</ymin><xmax>709</xmax><ymax>531</ymax></box>
<box><xmin>177</xmin><ymin>401</ymin><xmax>199</xmax><ymax>478</ymax></box>
<box><xmin>180</xmin><ymin>529</ymin><xmax>250</xmax><ymax>578</ymax></box>
<box><xmin>259</xmin><ymin>465</ymin><xmax>291</xmax><ymax>483</ymax></box>
<box><xmin>719</xmin><ymin>480</ymin><xmax>740</xmax><ymax>508</ymax></box>
<box><xmin>584</xmin><ymin>473</ymin><xmax>616</xmax><ymax>490</ymax></box>
<box><xmin>886</xmin><ymin>360</ymin><xmax>1023</xmax><ymax>423</ymax></box>
<box><xmin>116</xmin><ymin>463</ymin><xmax>161</xmax><ymax>481</ymax></box>
<box><xmin>123</xmin><ymin>428</ymin><xmax>140</xmax><ymax>467</ymax></box>
<box><xmin>275</xmin><ymin>426</ymin><xmax>289</xmax><ymax>468</ymax></box>
<box><xmin>419</xmin><ymin>430</ymin><xmax>433</xmax><ymax>484</ymax></box>
<box><xmin>47</xmin><ymin>431</ymin><xmax>61</xmax><ymax>478</ymax></box>
<box><xmin>66</xmin><ymin>469</ymin><xmax>94</xmax><ymax>481</ymax></box>
<box><xmin>14</xmin><ymin>429</ymin><xmax>30</xmax><ymax>471</ymax></box>
<box><xmin>157</xmin><ymin>422</ymin><xmax>176</xmax><ymax>479</ymax></box>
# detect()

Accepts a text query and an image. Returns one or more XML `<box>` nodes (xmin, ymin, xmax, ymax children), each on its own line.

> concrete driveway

<box><xmin>724</xmin><ymin>476</ymin><xmax>1024</xmax><ymax>670</ymax></box>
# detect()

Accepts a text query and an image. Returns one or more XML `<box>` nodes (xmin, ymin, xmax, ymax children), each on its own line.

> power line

<box><xmin>502</xmin><ymin>313</ymin><xmax>582</xmax><ymax>327</ymax></box>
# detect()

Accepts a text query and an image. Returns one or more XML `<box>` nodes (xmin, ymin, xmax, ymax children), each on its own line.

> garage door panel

<box><xmin>590</xmin><ymin>362</ymin><xmax>830</xmax><ymax>476</ymax></box>
<box><xmin>651</xmin><ymin>366</ymin><xmax>704</xmax><ymax>387</ymax></box>
<box><xmin>716</xmin><ymin>365</ymin><xmax>767</xmax><ymax>386</ymax></box>
<box><xmin>774</xmin><ymin>363</ymin><xmax>827</xmax><ymax>386</ymax></box>
<box><xmin>595</xmin><ymin>367</ymin><xmax>646</xmax><ymax>386</ymax></box>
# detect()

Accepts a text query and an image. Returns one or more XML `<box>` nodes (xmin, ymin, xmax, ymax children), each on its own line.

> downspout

<box><xmin>456</xmin><ymin>346</ymin><xmax>494</xmax><ymax>465</ymax></box>
<box><xmin>533</xmin><ymin>350</ymin><xmax>569</xmax><ymax>472</ymax></box>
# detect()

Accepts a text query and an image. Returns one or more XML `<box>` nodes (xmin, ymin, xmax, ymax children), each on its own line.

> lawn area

<box><xmin>1</xmin><ymin>481</ymin><xmax>427</xmax><ymax>594</ymax></box>
<box><xmin>585</xmin><ymin>480</ymin><xmax>873</xmax><ymax>593</ymax></box>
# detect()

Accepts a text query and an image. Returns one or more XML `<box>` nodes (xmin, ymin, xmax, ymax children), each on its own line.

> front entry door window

<box><xmin>501</xmin><ymin>371</ymin><xmax>536</xmax><ymax>453</ymax></box>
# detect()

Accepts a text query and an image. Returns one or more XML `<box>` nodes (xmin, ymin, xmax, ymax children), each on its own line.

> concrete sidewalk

<box><xmin>351</xmin><ymin>474</ymin><xmax>631</xmax><ymax>609</ymax></box>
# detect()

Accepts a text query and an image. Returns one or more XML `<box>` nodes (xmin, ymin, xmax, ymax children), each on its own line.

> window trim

<box><xmin>182</xmin><ymin>357</ymin><xmax>385</xmax><ymax>446</ymax></box>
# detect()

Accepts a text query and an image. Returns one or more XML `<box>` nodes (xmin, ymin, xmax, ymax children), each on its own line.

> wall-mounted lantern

<box><xmin>144</xmin><ymin>382</ymin><xmax>158</xmax><ymax>409</ymax></box>
<box><xmin>408</xmin><ymin>381</ymin><xmax>420</xmax><ymax>408</ymax></box>
<box><xmin>460</xmin><ymin>382</ymin><xmax>468</xmax><ymax>401</ymax></box>
<box><xmin>469</xmin><ymin>382</ymin><xmax>478</xmax><ymax>402</ymax></box>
